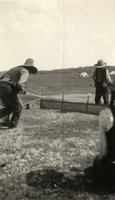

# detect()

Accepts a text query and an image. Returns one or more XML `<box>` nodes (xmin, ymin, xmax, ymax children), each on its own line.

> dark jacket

<box><xmin>92</xmin><ymin>66</ymin><xmax>111</xmax><ymax>87</ymax></box>
<box><xmin>0</xmin><ymin>66</ymin><xmax>29</xmax><ymax>94</ymax></box>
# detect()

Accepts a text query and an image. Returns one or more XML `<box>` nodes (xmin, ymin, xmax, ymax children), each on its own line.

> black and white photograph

<box><xmin>0</xmin><ymin>0</ymin><xmax>115</xmax><ymax>199</ymax></box>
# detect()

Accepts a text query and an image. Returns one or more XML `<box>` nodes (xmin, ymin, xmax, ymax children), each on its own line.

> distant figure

<box><xmin>0</xmin><ymin>58</ymin><xmax>38</xmax><ymax>128</ymax></box>
<box><xmin>92</xmin><ymin>59</ymin><xmax>111</xmax><ymax>105</ymax></box>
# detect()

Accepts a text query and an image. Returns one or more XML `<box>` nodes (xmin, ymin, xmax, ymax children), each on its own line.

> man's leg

<box><xmin>7</xmin><ymin>95</ymin><xmax>23</xmax><ymax>128</ymax></box>
<box><xmin>110</xmin><ymin>91</ymin><xmax>115</xmax><ymax>106</ymax></box>
<box><xmin>95</xmin><ymin>86</ymin><xmax>101</xmax><ymax>104</ymax></box>
<box><xmin>0</xmin><ymin>83</ymin><xmax>13</xmax><ymax>123</ymax></box>
<box><xmin>0</xmin><ymin>108</ymin><xmax>11</xmax><ymax>119</ymax></box>
<box><xmin>1</xmin><ymin>89</ymin><xmax>23</xmax><ymax>128</ymax></box>
<box><xmin>2</xmin><ymin>115</ymin><xmax>10</xmax><ymax>126</ymax></box>
<box><xmin>103</xmin><ymin>89</ymin><xmax>109</xmax><ymax>105</ymax></box>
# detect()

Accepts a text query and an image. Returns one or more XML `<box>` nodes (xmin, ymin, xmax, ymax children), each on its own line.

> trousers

<box><xmin>0</xmin><ymin>81</ymin><xmax>23</xmax><ymax>128</ymax></box>
<box><xmin>95</xmin><ymin>84</ymin><xmax>109</xmax><ymax>105</ymax></box>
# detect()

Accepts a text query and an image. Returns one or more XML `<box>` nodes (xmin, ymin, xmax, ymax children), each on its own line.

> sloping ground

<box><xmin>0</xmin><ymin>104</ymin><xmax>114</xmax><ymax>199</ymax></box>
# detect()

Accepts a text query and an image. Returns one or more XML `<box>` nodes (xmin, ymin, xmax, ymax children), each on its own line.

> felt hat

<box><xmin>94</xmin><ymin>59</ymin><xmax>106</xmax><ymax>67</ymax></box>
<box><xmin>22</xmin><ymin>58</ymin><xmax>38</xmax><ymax>73</ymax></box>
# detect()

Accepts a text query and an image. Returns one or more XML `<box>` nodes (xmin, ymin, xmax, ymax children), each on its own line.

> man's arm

<box><xmin>106</xmin><ymin>70</ymin><xmax>111</xmax><ymax>83</ymax></box>
<box><xmin>17</xmin><ymin>68</ymin><xmax>29</xmax><ymax>94</ymax></box>
<box><xmin>92</xmin><ymin>69</ymin><xmax>96</xmax><ymax>87</ymax></box>
<box><xmin>92</xmin><ymin>69</ymin><xmax>96</xmax><ymax>80</ymax></box>
<box><xmin>18</xmin><ymin>68</ymin><xmax>29</xmax><ymax>84</ymax></box>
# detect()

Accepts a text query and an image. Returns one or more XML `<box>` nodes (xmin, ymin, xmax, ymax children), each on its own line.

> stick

<box><xmin>26</xmin><ymin>92</ymin><xmax>43</xmax><ymax>98</ymax></box>
<box><xmin>25</xmin><ymin>98</ymin><xmax>40</xmax><ymax>109</ymax></box>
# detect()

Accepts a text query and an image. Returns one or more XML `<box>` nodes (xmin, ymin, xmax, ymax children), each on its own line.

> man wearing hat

<box><xmin>92</xmin><ymin>59</ymin><xmax>111</xmax><ymax>105</ymax></box>
<box><xmin>0</xmin><ymin>58</ymin><xmax>38</xmax><ymax>128</ymax></box>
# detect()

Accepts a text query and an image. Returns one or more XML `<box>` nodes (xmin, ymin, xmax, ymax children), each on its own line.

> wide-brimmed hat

<box><xmin>94</xmin><ymin>59</ymin><xmax>106</xmax><ymax>67</ymax></box>
<box><xmin>22</xmin><ymin>58</ymin><xmax>38</xmax><ymax>73</ymax></box>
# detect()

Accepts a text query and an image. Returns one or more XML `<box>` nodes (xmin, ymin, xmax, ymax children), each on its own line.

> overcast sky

<box><xmin>0</xmin><ymin>0</ymin><xmax>115</xmax><ymax>71</ymax></box>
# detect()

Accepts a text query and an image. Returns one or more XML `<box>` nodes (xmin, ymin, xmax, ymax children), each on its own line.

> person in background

<box><xmin>0</xmin><ymin>58</ymin><xmax>38</xmax><ymax>129</ymax></box>
<box><xmin>92</xmin><ymin>59</ymin><xmax>111</xmax><ymax>105</ymax></box>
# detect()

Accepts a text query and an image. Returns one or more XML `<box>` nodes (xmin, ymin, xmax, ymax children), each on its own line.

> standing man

<box><xmin>0</xmin><ymin>58</ymin><xmax>38</xmax><ymax>129</ymax></box>
<box><xmin>92</xmin><ymin>59</ymin><xmax>111</xmax><ymax>105</ymax></box>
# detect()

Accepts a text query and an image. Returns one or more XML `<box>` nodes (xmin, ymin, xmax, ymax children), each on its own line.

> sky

<box><xmin>0</xmin><ymin>0</ymin><xmax>115</xmax><ymax>71</ymax></box>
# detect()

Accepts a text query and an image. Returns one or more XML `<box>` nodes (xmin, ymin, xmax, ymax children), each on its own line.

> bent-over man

<box><xmin>0</xmin><ymin>58</ymin><xmax>38</xmax><ymax>128</ymax></box>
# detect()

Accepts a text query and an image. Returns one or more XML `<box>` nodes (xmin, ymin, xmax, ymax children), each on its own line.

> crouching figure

<box><xmin>0</xmin><ymin>58</ymin><xmax>38</xmax><ymax>128</ymax></box>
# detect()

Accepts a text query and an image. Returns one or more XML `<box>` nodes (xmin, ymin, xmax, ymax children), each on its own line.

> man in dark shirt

<box><xmin>92</xmin><ymin>59</ymin><xmax>111</xmax><ymax>105</ymax></box>
<box><xmin>0</xmin><ymin>58</ymin><xmax>38</xmax><ymax>128</ymax></box>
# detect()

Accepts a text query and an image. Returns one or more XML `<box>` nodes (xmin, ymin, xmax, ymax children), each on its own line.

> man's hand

<box><xmin>18</xmin><ymin>83</ymin><xmax>26</xmax><ymax>94</ymax></box>
<box><xmin>102</xmin><ymin>82</ymin><xmax>107</xmax><ymax>89</ymax></box>
<box><xmin>12</xmin><ymin>83</ymin><xmax>26</xmax><ymax>94</ymax></box>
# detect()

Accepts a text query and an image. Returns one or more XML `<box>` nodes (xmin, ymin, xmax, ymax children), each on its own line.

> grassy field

<box><xmin>0</xmin><ymin>71</ymin><xmax>114</xmax><ymax>200</ymax></box>
<box><xmin>27</xmin><ymin>70</ymin><xmax>95</xmax><ymax>95</ymax></box>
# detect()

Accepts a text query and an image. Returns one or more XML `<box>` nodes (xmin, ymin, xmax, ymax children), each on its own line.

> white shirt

<box><xmin>99</xmin><ymin>107</ymin><xmax>114</xmax><ymax>158</ymax></box>
<box><xmin>18</xmin><ymin>68</ymin><xmax>29</xmax><ymax>84</ymax></box>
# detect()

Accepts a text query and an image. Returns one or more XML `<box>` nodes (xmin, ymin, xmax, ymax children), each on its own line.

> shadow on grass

<box><xmin>26</xmin><ymin>167</ymin><xmax>115</xmax><ymax>195</ymax></box>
